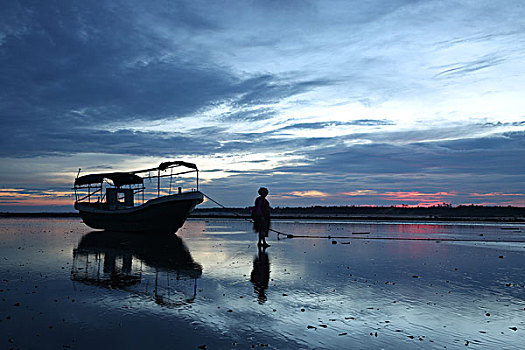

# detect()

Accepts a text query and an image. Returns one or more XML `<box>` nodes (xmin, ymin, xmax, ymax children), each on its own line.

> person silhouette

<box><xmin>252</xmin><ymin>187</ymin><xmax>271</xmax><ymax>247</ymax></box>
<box><xmin>250</xmin><ymin>246</ymin><xmax>270</xmax><ymax>304</ymax></box>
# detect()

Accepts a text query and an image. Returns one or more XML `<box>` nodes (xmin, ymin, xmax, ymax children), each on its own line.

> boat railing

<box><xmin>76</xmin><ymin>187</ymin><xmax>102</xmax><ymax>203</ymax></box>
<box><xmin>73</xmin><ymin>161</ymin><xmax>200</xmax><ymax>207</ymax></box>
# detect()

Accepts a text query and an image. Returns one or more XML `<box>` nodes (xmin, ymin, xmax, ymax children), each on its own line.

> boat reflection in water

<box><xmin>71</xmin><ymin>231</ymin><xmax>202</xmax><ymax>307</ymax></box>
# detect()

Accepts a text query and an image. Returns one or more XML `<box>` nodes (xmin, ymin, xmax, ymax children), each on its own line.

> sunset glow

<box><xmin>0</xmin><ymin>188</ymin><xmax>73</xmax><ymax>207</ymax></box>
<box><xmin>0</xmin><ymin>1</ymin><xmax>524</xmax><ymax>211</ymax></box>
<box><xmin>281</xmin><ymin>191</ymin><xmax>330</xmax><ymax>198</ymax></box>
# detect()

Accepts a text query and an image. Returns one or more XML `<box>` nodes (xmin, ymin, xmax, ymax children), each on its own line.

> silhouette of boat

<box><xmin>73</xmin><ymin>161</ymin><xmax>204</xmax><ymax>233</ymax></box>
<box><xmin>71</xmin><ymin>231</ymin><xmax>202</xmax><ymax>306</ymax></box>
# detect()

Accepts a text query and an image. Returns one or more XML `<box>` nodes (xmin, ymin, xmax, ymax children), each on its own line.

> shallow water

<box><xmin>0</xmin><ymin>218</ymin><xmax>524</xmax><ymax>349</ymax></box>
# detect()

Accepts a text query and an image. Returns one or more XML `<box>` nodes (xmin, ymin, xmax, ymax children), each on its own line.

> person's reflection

<box><xmin>250</xmin><ymin>246</ymin><xmax>270</xmax><ymax>304</ymax></box>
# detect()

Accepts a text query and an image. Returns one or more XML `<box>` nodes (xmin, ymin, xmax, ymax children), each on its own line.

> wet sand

<box><xmin>0</xmin><ymin>218</ymin><xmax>524</xmax><ymax>349</ymax></box>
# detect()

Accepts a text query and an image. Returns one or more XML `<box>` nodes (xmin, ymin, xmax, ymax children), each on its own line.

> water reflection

<box><xmin>71</xmin><ymin>231</ymin><xmax>202</xmax><ymax>307</ymax></box>
<box><xmin>250</xmin><ymin>247</ymin><xmax>270</xmax><ymax>304</ymax></box>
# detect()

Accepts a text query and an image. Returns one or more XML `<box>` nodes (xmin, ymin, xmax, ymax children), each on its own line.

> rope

<box><xmin>202</xmin><ymin>192</ymin><xmax>288</xmax><ymax>236</ymax></box>
<box><xmin>272</xmin><ymin>234</ymin><xmax>525</xmax><ymax>243</ymax></box>
<box><xmin>201</xmin><ymin>192</ymin><xmax>525</xmax><ymax>244</ymax></box>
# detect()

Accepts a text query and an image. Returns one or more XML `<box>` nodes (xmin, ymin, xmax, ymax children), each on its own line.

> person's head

<box><xmin>258</xmin><ymin>187</ymin><xmax>269</xmax><ymax>197</ymax></box>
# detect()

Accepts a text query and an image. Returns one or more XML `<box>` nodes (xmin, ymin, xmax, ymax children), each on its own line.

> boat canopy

<box><xmin>160</xmin><ymin>161</ymin><xmax>197</xmax><ymax>170</ymax></box>
<box><xmin>75</xmin><ymin>172</ymin><xmax>144</xmax><ymax>187</ymax></box>
<box><xmin>133</xmin><ymin>161</ymin><xmax>198</xmax><ymax>174</ymax></box>
<box><xmin>74</xmin><ymin>161</ymin><xmax>198</xmax><ymax>188</ymax></box>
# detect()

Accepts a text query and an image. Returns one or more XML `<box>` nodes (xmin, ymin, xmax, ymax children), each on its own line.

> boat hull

<box><xmin>75</xmin><ymin>191</ymin><xmax>204</xmax><ymax>233</ymax></box>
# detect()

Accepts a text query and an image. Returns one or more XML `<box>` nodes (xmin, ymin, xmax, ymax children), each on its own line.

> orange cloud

<box><xmin>0</xmin><ymin>198</ymin><xmax>73</xmax><ymax>206</ymax></box>
<box><xmin>381</xmin><ymin>191</ymin><xmax>457</xmax><ymax>199</ymax></box>
<box><xmin>339</xmin><ymin>190</ymin><xmax>377</xmax><ymax>196</ymax></box>
<box><xmin>377</xmin><ymin>191</ymin><xmax>458</xmax><ymax>207</ymax></box>
<box><xmin>0</xmin><ymin>189</ymin><xmax>33</xmax><ymax>198</ymax></box>
<box><xmin>459</xmin><ymin>199</ymin><xmax>525</xmax><ymax>206</ymax></box>
<box><xmin>281</xmin><ymin>190</ymin><xmax>329</xmax><ymax>198</ymax></box>
<box><xmin>470</xmin><ymin>192</ymin><xmax>523</xmax><ymax>197</ymax></box>
<box><xmin>0</xmin><ymin>188</ymin><xmax>73</xmax><ymax>206</ymax></box>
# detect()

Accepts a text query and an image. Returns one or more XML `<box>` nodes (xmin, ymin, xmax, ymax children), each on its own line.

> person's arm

<box><xmin>263</xmin><ymin>199</ymin><xmax>270</xmax><ymax>218</ymax></box>
<box><xmin>253</xmin><ymin>197</ymin><xmax>262</xmax><ymax>215</ymax></box>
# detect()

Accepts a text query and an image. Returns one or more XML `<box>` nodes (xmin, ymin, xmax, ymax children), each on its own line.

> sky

<box><xmin>1</xmin><ymin>0</ymin><xmax>524</xmax><ymax>212</ymax></box>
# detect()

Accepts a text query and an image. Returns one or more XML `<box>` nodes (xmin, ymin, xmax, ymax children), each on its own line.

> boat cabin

<box><xmin>106</xmin><ymin>188</ymin><xmax>135</xmax><ymax>209</ymax></box>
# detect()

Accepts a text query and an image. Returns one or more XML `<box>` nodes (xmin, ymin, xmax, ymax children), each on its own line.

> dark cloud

<box><xmin>0</xmin><ymin>1</ymin><xmax>335</xmax><ymax>158</ymax></box>
<box><xmin>0</xmin><ymin>128</ymin><xmax>219</xmax><ymax>158</ymax></box>
<box><xmin>435</xmin><ymin>30</ymin><xmax>523</xmax><ymax>49</ymax></box>
<box><xmin>483</xmin><ymin>121</ymin><xmax>525</xmax><ymax>128</ymax></box>
<box><xmin>278</xmin><ymin>119</ymin><xmax>395</xmax><ymax>131</ymax></box>
<box><xmin>201</xmin><ymin>132</ymin><xmax>525</xmax><ymax>206</ymax></box>
<box><xmin>331</xmin><ymin>122</ymin><xmax>519</xmax><ymax>146</ymax></box>
<box><xmin>290</xmin><ymin>131</ymin><xmax>525</xmax><ymax>177</ymax></box>
<box><xmin>0</xmin><ymin>114</ymin><xmax>336</xmax><ymax>158</ymax></box>
<box><xmin>220</xmin><ymin>107</ymin><xmax>277</xmax><ymax>122</ymax></box>
<box><xmin>233</xmin><ymin>76</ymin><xmax>334</xmax><ymax>107</ymax></box>
<box><xmin>1</xmin><ymin>1</ymin><xmax>237</xmax><ymax>125</ymax></box>
<box><xmin>223</xmin><ymin>130</ymin><xmax>525</xmax><ymax>177</ymax></box>
<box><xmin>1</xmin><ymin>1</ymin><xmax>524</xmax><ymax>209</ymax></box>
<box><xmin>435</xmin><ymin>54</ymin><xmax>506</xmax><ymax>78</ymax></box>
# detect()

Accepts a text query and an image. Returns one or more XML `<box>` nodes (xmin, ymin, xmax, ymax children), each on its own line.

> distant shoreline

<box><xmin>189</xmin><ymin>214</ymin><xmax>525</xmax><ymax>223</ymax></box>
<box><xmin>1</xmin><ymin>206</ymin><xmax>524</xmax><ymax>222</ymax></box>
<box><xmin>0</xmin><ymin>212</ymin><xmax>80</xmax><ymax>218</ymax></box>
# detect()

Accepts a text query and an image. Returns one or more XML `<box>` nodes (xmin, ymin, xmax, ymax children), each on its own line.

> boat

<box><xmin>73</xmin><ymin>161</ymin><xmax>204</xmax><ymax>233</ymax></box>
<box><xmin>71</xmin><ymin>230</ymin><xmax>202</xmax><ymax>306</ymax></box>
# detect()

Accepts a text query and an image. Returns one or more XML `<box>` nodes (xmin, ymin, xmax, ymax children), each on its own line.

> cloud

<box><xmin>278</xmin><ymin>120</ymin><xmax>395</xmax><ymax>131</ymax></box>
<box><xmin>379</xmin><ymin>191</ymin><xmax>457</xmax><ymax>203</ymax></box>
<box><xmin>0</xmin><ymin>188</ymin><xmax>72</xmax><ymax>206</ymax></box>
<box><xmin>233</xmin><ymin>75</ymin><xmax>334</xmax><ymax>107</ymax></box>
<box><xmin>0</xmin><ymin>2</ymin><xmax>337</xmax><ymax>158</ymax></box>
<box><xmin>434</xmin><ymin>55</ymin><xmax>506</xmax><ymax>78</ymax></box>
<box><xmin>1</xmin><ymin>0</ymin><xmax>525</xmax><ymax>209</ymax></box>
<box><xmin>1</xmin><ymin>2</ymin><xmax>241</xmax><ymax>136</ymax></box>
<box><xmin>0</xmin><ymin>129</ymin><xmax>219</xmax><ymax>158</ymax></box>
<box><xmin>470</xmin><ymin>192</ymin><xmax>523</xmax><ymax>197</ymax></box>
<box><xmin>294</xmin><ymin>130</ymin><xmax>525</xmax><ymax>176</ymax></box>
<box><xmin>340</xmin><ymin>190</ymin><xmax>378</xmax><ymax>196</ymax></box>
<box><xmin>281</xmin><ymin>190</ymin><xmax>329</xmax><ymax>198</ymax></box>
